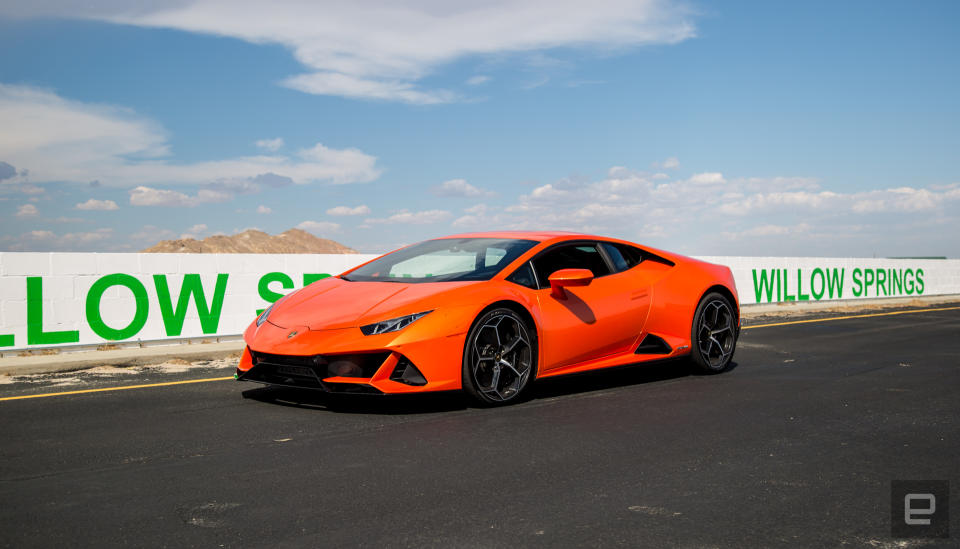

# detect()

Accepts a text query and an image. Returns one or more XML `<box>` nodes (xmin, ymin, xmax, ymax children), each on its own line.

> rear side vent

<box><xmin>635</xmin><ymin>334</ymin><xmax>672</xmax><ymax>355</ymax></box>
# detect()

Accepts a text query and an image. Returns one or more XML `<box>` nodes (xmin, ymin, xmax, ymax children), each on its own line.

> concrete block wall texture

<box><xmin>0</xmin><ymin>252</ymin><xmax>377</xmax><ymax>352</ymax></box>
<box><xmin>0</xmin><ymin>252</ymin><xmax>958</xmax><ymax>352</ymax></box>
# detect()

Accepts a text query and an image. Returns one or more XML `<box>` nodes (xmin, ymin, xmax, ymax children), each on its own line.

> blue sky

<box><xmin>0</xmin><ymin>1</ymin><xmax>958</xmax><ymax>256</ymax></box>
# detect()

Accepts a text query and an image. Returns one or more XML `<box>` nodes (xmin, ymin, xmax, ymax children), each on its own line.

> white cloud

<box><xmin>76</xmin><ymin>198</ymin><xmax>119</xmax><ymax>211</ymax></box>
<box><xmin>566</xmin><ymin>79</ymin><xmax>606</xmax><ymax>88</ymax></box>
<box><xmin>129</xmin><ymin>186</ymin><xmax>190</xmax><ymax>207</ymax></box>
<box><xmin>366</xmin><ymin>209</ymin><xmax>452</xmax><ymax>225</ymax></box>
<box><xmin>297</xmin><ymin>220</ymin><xmax>341</xmax><ymax>235</ymax></box>
<box><xmin>718</xmin><ymin>191</ymin><xmax>841</xmax><ymax>216</ymax></box>
<box><xmin>62</xmin><ymin>228</ymin><xmax>114</xmax><ymax>245</ymax></box>
<box><xmin>466</xmin><ymin>75</ymin><xmax>490</xmax><ymax>86</ymax></box>
<box><xmin>0</xmin><ymin>83</ymin><xmax>169</xmax><ymax>168</ymax></box>
<box><xmin>295</xmin><ymin>143</ymin><xmax>380</xmax><ymax>184</ymax></box>
<box><xmin>0</xmin><ymin>84</ymin><xmax>382</xmax><ymax>186</ymax></box>
<box><xmin>653</xmin><ymin>156</ymin><xmax>680</xmax><ymax>170</ymax></box>
<box><xmin>452</xmin><ymin>215</ymin><xmax>478</xmax><ymax>228</ymax></box>
<box><xmin>4</xmin><ymin>1</ymin><xmax>697</xmax><ymax>104</ymax></box>
<box><xmin>431</xmin><ymin>178</ymin><xmax>494</xmax><ymax>198</ymax></box>
<box><xmin>452</xmin><ymin>203</ymin><xmax>492</xmax><ymax>227</ymax></box>
<box><xmin>180</xmin><ymin>224</ymin><xmax>208</xmax><ymax>239</ymax></box>
<box><xmin>19</xmin><ymin>184</ymin><xmax>45</xmax><ymax>195</ymax></box>
<box><xmin>520</xmin><ymin>76</ymin><xmax>550</xmax><ymax>90</ymax></box>
<box><xmin>255</xmin><ymin>137</ymin><xmax>284</xmax><ymax>151</ymax></box>
<box><xmin>735</xmin><ymin>223</ymin><xmax>811</xmax><ymax>238</ymax></box>
<box><xmin>256</xmin><ymin>205</ymin><xmax>272</xmax><ymax>214</ymax></box>
<box><xmin>197</xmin><ymin>188</ymin><xmax>232</xmax><ymax>203</ymax></box>
<box><xmin>326</xmin><ymin>204</ymin><xmax>370</xmax><ymax>216</ymax></box>
<box><xmin>739</xmin><ymin>176</ymin><xmax>821</xmax><ymax>192</ymax></box>
<box><xmin>131</xmin><ymin>225</ymin><xmax>175</xmax><ymax>242</ymax></box>
<box><xmin>530</xmin><ymin>183</ymin><xmax>569</xmax><ymax>199</ymax></box>
<box><xmin>26</xmin><ymin>230</ymin><xmax>55</xmax><ymax>240</ymax></box>
<box><xmin>573</xmin><ymin>202</ymin><xmax>643</xmax><ymax>219</ymax></box>
<box><xmin>452</xmin><ymin>167</ymin><xmax>960</xmax><ymax>256</ymax></box>
<box><xmin>16</xmin><ymin>203</ymin><xmax>37</xmax><ymax>217</ymax></box>
<box><xmin>284</xmin><ymin>73</ymin><xmax>456</xmax><ymax>105</ymax></box>
<box><xmin>9</xmin><ymin>228</ymin><xmax>114</xmax><ymax>251</ymax></box>
<box><xmin>129</xmin><ymin>185</ymin><xmax>232</xmax><ymax>207</ymax></box>
<box><xmin>688</xmin><ymin>172</ymin><xmax>725</xmax><ymax>185</ymax></box>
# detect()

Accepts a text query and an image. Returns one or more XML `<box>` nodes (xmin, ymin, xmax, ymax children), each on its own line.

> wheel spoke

<box><xmin>475</xmin><ymin>346</ymin><xmax>493</xmax><ymax>360</ymax></box>
<box><xmin>502</xmin><ymin>335</ymin><xmax>526</xmax><ymax>354</ymax></box>
<box><xmin>484</xmin><ymin>366</ymin><xmax>501</xmax><ymax>392</ymax></box>
<box><xmin>709</xmin><ymin>336</ymin><xmax>722</xmax><ymax>352</ymax></box>
<box><xmin>499</xmin><ymin>358</ymin><xmax>523</xmax><ymax>378</ymax></box>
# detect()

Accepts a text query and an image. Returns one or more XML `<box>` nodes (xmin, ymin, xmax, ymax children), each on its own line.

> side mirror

<box><xmin>548</xmin><ymin>268</ymin><xmax>594</xmax><ymax>298</ymax></box>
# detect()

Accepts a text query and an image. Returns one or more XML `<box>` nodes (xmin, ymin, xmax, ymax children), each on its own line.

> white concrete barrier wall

<box><xmin>695</xmin><ymin>256</ymin><xmax>960</xmax><ymax>306</ymax></box>
<box><xmin>0</xmin><ymin>252</ymin><xmax>958</xmax><ymax>352</ymax></box>
<box><xmin>0</xmin><ymin>253</ymin><xmax>377</xmax><ymax>352</ymax></box>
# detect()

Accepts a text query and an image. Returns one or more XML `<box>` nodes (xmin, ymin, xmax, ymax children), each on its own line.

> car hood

<box><xmin>266</xmin><ymin>276</ymin><xmax>475</xmax><ymax>330</ymax></box>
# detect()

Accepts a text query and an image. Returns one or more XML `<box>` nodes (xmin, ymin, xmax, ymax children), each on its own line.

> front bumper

<box><xmin>237</xmin><ymin>346</ymin><xmax>431</xmax><ymax>394</ymax></box>
<box><xmin>236</xmin><ymin>318</ymin><xmax>467</xmax><ymax>394</ymax></box>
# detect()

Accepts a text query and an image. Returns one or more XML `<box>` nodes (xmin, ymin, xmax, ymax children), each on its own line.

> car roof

<box><xmin>437</xmin><ymin>230</ymin><xmax>592</xmax><ymax>242</ymax></box>
<box><xmin>433</xmin><ymin>230</ymin><xmax>684</xmax><ymax>266</ymax></box>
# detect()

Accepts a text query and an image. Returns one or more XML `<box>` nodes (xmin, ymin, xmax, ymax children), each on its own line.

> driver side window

<box><xmin>531</xmin><ymin>244</ymin><xmax>611</xmax><ymax>288</ymax></box>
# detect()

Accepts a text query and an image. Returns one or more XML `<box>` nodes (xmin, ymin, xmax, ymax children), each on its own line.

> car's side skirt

<box><xmin>536</xmin><ymin>336</ymin><xmax>691</xmax><ymax>379</ymax></box>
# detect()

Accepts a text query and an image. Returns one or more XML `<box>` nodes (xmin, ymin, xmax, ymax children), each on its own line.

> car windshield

<box><xmin>342</xmin><ymin>238</ymin><xmax>538</xmax><ymax>283</ymax></box>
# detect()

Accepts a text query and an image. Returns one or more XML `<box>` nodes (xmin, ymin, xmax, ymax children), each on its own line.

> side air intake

<box><xmin>390</xmin><ymin>355</ymin><xmax>428</xmax><ymax>386</ymax></box>
<box><xmin>635</xmin><ymin>334</ymin><xmax>672</xmax><ymax>355</ymax></box>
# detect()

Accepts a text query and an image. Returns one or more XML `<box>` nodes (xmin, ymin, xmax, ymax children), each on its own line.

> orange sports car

<box><xmin>237</xmin><ymin>231</ymin><xmax>740</xmax><ymax>405</ymax></box>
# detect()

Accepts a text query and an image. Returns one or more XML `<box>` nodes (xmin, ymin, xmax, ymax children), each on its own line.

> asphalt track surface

<box><xmin>1</xmin><ymin>306</ymin><xmax>958</xmax><ymax>548</ymax></box>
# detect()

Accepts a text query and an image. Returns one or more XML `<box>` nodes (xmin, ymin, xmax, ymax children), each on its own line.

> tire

<box><xmin>462</xmin><ymin>307</ymin><xmax>537</xmax><ymax>406</ymax></box>
<box><xmin>690</xmin><ymin>292</ymin><xmax>737</xmax><ymax>374</ymax></box>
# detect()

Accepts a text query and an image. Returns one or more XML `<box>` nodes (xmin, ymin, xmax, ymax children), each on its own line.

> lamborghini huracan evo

<box><xmin>237</xmin><ymin>231</ymin><xmax>740</xmax><ymax>405</ymax></box>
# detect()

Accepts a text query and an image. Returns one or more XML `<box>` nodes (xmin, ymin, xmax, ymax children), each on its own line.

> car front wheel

<box><xmin>462</xmin><ymin>308</ymin><xmax>537</xmax><ymax>406</ymax></box>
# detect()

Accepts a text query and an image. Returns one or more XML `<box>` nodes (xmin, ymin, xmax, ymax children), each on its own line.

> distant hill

<box><xmin>141</xmin><ymin>229</ymin><xmax>358</xmax><ymax>254</ymax></box>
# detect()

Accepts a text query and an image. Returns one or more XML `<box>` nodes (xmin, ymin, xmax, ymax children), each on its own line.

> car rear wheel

<box><xmin>691</xmin><ymin>292</ymin><xmax>737</xmax><ymax>373</ymax></box>
<box><xmin>462</xmin><ymin>308</ymin><xmax>536</xmax><ymax>406</ymax></box>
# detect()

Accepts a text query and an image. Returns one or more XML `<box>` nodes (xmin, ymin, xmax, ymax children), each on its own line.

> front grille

<box><xmin>241</xmin><ymin>351</ymin><xmax>391</xmax><ymax>391</ymax></box>
<box><xmin>244</xmin><ymin>352</ymin><xmax>326</xmax><ymax>389</ymax></box>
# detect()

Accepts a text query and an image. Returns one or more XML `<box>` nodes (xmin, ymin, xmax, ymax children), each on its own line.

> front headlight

<box><xmin>256</xmin><ymin>301</ymin><xmax>277</xmax><ymax>327</ymax></box>
<box><xmin>360</xmin><ymin>311</ymin><xmax>433</xmax><ymax>335</ymax></box>
<box><xmin>257</xmin><ymin>292</ymin><xmax>296</xmax><ymax>327</ymax></box>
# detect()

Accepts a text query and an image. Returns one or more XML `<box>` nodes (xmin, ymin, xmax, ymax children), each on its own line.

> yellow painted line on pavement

<box><xmin>0</xmin><ymin>376</ymin><xmax>234</xmax><ymax>402</ymax></box>
<box><xmin>743</xmin><ymin>306</ymin><xmax>960</xmax><ymax>330</ymax></box>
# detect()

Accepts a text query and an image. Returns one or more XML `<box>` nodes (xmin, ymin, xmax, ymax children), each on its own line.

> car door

<box><xmin>531</xmin><ymin>242</ymin><xmax>651</xmax><ymax>371</ymax></box>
